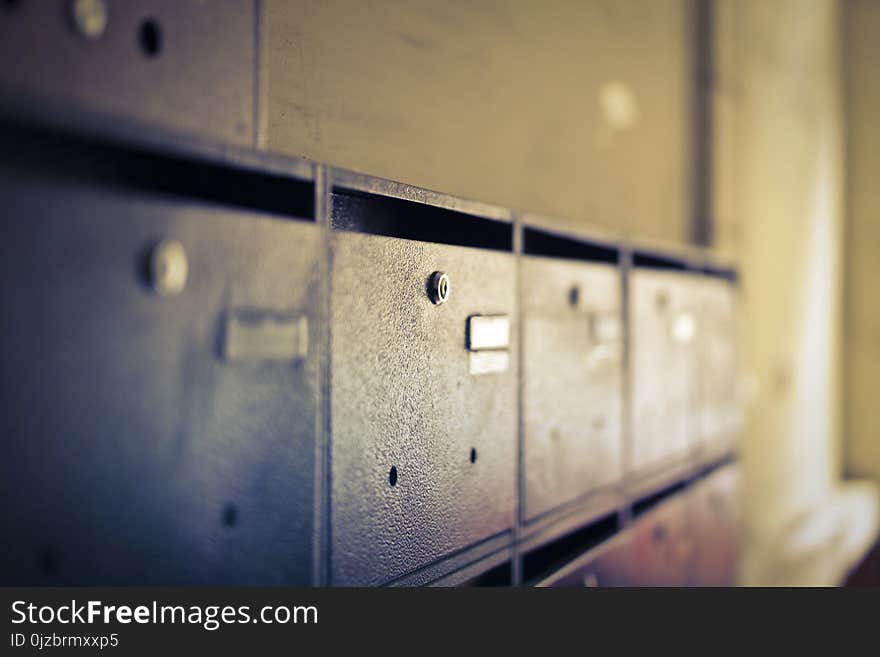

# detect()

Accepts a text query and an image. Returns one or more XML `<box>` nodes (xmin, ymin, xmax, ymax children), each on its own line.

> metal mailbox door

<box><xmin>687</xmin><ymin>464</ymin><xmax>741</xmax><ymax>586</ymax></box>
<box><xmin>0</xmin><ymin>1</ymin><xmax>255</xmax><ymax>145</ymax></box>
<box><xmin>698</xmin><ymin>277</ymin><xmax>741</xmax><ymax>456</ymax></box>
<box><xmin>541</xmin><ymin>533</ymin><xmax>632</xmax><ymax>587</ymax></box>
<box><xmin>330</xmin><ymin>232</ymin><xmax>517</xmax><ymax>586</ymax></box>
<box><xmin>0</xmin><ymin>169</ymin><xmax>318</xmax><ymax>585</ymax></box>
<box><xmin>629</xmin><ymin>494</ymin><xmax>692</xmax><ymax>586</ymax></box>
<box><xmin>522</xmin><ymin>256</ymin><xmax>623</xmax><ymax>521</ymax></box>
<box><xmin>630</xmin><ymin>269</ymin><xmax>701</xmax><ymax>473</ymax></box>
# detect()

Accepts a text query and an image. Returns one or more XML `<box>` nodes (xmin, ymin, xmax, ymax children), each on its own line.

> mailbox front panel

<box><xmin>688</xmin><ymin>464</ymin><xmax>741</xmax><ymax>586</ymax></box>
<box><xmin>698</xmin><ymin>277</ymin><xmax>741</xmax><ymax>455</ymax></box>
<box><xmin>330</xmin><ymin>232</ymin><xmax>517</xmax><ymax>586</ymax></box>
<box><xmin>630</xmin><ymin>270</ymin><xmax>701</xmax><ymax>473</ymax></box>
<box><xmin>543</xmin><ymin>534</ymin><xmax>632</xmax><ymax>587</ymax></box>
<box><xmin>629</xmin><ymin>494</ymin><xmax>691</xmax><ymax>586</ymax></box>
<box><xmin>522</xmin><ymin>257</ymin><xmax>623</xmax><ymax>521</ymax></box>
<box><xmin>0</xmin><ymin>1</ymin><xmax>255</xmax><ymax>145</ymax></box>
<box><xmin>0</xmin><ymin>168</ymin><xmax>318</xmax><ymax>585</ymax></box>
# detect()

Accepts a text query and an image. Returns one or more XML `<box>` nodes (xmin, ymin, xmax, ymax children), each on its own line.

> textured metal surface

<box><xmin>630</xmin><ymin>269</ymin><xmax>701</xmax><ymax>472</ymax></box>
<box><xmin>697</xmin><ymin>277</ymin><xmax>741</xmax><ymax>455</ymax></box>
<box><xmin>0</xmin><ymin>0</ymin><xmax>254</xmax><ymax>145</ymax></box>
<box><xmin>330</xmin><ymin>232</ymin><xmax>517</xmax><ymax>586</ymax></box>
<box><xmin>522</xmin><ymin>257</ymin><xmax>623</xmax><ymax>521</ymax></box>
<box><xmin>0</xmin><ymin>167</ymin><xmax>318</xmax><ymax>585</ymax></box>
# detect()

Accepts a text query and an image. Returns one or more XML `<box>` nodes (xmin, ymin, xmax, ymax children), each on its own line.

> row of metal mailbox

<box><xmin>0</xmin><ymin>140</ymin><xmax>740</xmax><ymax>586</ymax></box>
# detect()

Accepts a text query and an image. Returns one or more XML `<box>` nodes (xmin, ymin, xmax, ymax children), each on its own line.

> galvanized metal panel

<box><xmin>630</xmin><ymin>269</ymin><xmax>701</xmax><ymax>473</ymax></box>
<box><xmin>0</xmin><ymin>0</ymin><xmax>254</xmax><ymax>145</ymax></box>
<box><xmin>0</xmin><ymin>169</ymin><xmax>318</xmax><ymax>585</ymax></box>
<box><xmin>522</xmin><ymin>257</ymin><xmax>623</xmax><ymax>521</ymax></box>
<box><xmin>330</xmin><ymin>232</ymin><xmax>517</xmax><ymax>586</ymax></box>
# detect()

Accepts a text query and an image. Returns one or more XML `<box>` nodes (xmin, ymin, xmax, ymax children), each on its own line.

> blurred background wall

<box><xmin>714</xmin><ymin>0</ymin><xmax>877</xmax><ymax>586</ymax></box>
<box><xmin>260</xmin><ymin>0</ymin><xmax>880</xmax><ymax>584</ymax></box>
<box><xmin>262</xmin><ymin>0</ymin><xmax>694</xmax><ymax>243</ymax></box>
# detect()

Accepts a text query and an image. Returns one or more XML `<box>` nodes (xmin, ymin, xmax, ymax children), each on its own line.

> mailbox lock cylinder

<box><xmin>428</xmin><ymin>271</ymin><xmax>450</xmax><ymax>305</ymax></box>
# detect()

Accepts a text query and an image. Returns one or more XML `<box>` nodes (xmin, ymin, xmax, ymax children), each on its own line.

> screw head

<box><xmin>149</xmin><ymin>239</ymin><xmax>188</xmax><ymax>296</ymax></box>
<box><xmin>428</xmin><ymin>271</ymin><xmax>450</xmax><ymax>305</ymax></box>
<box><xmin>70</xmin><ymin>0</ymin><xmax>107</xmax><ymax>40</ymax></box>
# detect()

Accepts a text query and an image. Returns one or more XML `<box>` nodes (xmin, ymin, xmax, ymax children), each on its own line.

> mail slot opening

<box><xmin>632</xmin><ymin>251</ymin><xmax>691</xmax><ymax>271</ymax></box>
<box><xmin>522</xmin><ymin>512</ymin><xmax>619</xmax><ymax>583</ymax></box>
<box><xmin>0</xmin><ymin>123</ymin><xmax>317</xmax><ymax>222</ymax></box>
<box><xmin>331</xmin><ymin>188</ymin><xmax>513</xmax><ymax>251</ymax></box>
<box><xmin>523</xmin><ymin>226</ymin><xmax>618</xmax><ymax>264</ymax></box>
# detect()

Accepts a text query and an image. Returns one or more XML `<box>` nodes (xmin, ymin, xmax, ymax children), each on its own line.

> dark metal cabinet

<box><xmin>697</xmin><ymin>278</ymin><xmax>741</xmax><ymax>457</ymax></box>
<box><xmin>630</xmin><ymin>270</ymin><xmax>701</xmax><ymax>473</ymax></box>
<box><xmin>0</xmin><ymin>1</ymin><xmax>255</xmax><ymax>145</ymax></box>
<box><xmin>522</xmin><ymin>256</ymin><xmax>623</xmax><ymax>521</ymax></box>
<box><xmin>329</xmin><ymin>232</ymin><xmax>517</xmax><ymax>586</ymax></box>
<box><xmin>687</xmin><ymin>464</ymin><xmax>741</xmax><ymax>586</ymax></box>
<box><xmin>0</xmin><ymin>169</ymin><xmax>318</xmax><ymax>585</ymax></box>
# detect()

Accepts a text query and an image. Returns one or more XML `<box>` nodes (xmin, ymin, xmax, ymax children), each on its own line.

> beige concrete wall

<box><xmin>261</xmin><ymin>0</ymin><xmax>694</xmax><ymax>244</ymax></box>
<box><xmin>842</xmin><ymin>0</ymin><xmax>880</xmax><ymax>480</ymax></box>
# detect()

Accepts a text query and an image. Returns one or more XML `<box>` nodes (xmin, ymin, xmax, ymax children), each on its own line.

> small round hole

<box><xmin>139</xmin><ymin>18</ymin><xmax>162</xmax><ymax>57</ymax></box>
<box><xmin>568</xmin><ymin>285</ymin><xmax>580</xmax><ymax>308</ymax></box>
<box><xmin>469</xmin><ymin>448</ymin><xmax>477</xmax><ymax>464</ymax></box>
<box><xmin>389</xmin><ymin>466</ymin><xmax>398</xmax><ymax>487</ymax></box>
<box><xmin>222</xmin><ymin>503</ymin><xmax>238</xmax><ymax>528</ymax></box>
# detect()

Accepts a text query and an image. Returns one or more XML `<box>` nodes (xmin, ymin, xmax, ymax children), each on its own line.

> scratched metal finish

<box><xmin>522</xmin><ymin>257</ymin><xmax>623</xmax><ymax>521</ymax></box>
<box><xmin>630</xmin><ymin>270</ymin><xmax>701</xmax><ymax>472</ymax></box>
<box><xmin>697</xmin><ymin>278</ymin><xmax>741</xmax><ymax>454</ymax></box>
<box><xmin>0</xmin><ymin>1</ymin><xmax>254</xmax><ymax>145</ymax></box>
<box><xmin>0</xmin><ymin>168</ymin><xmax>318</xmax><ymax>585</ymax></box>
<box><xmin>330</xmin><ymin>232</ymin><xmax>517</xmax><ymax>586</ymax></box>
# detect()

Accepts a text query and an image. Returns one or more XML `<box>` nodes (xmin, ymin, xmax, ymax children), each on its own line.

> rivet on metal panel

<box><xmin>69</xmin><ymin>0</ymin><xmax>107</xmax><ymax>40</ymax></box>
<box><xmin>427</xmin><ymin>271</ymin><xmax>450</xmax><ymax>305</ymax></box>
<box><xmin>148</xmin><ymin>239</ymin><xmax>188</xmax><ymax>296</ymax></box>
